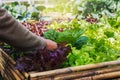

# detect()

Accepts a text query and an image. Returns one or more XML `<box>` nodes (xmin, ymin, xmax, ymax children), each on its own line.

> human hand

<box><xmin>45</xmin><ymin>39</ymin><xmax>58</xmax><ymax>51</ymax></box>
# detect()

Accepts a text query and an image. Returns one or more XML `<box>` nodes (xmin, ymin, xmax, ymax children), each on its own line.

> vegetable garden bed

<box><xmin>1</xmin><ymin>49</ymin><xmax>120</xmax><ymax>80</ymax></box>
<box><xmin>1</xmin><ymin>0</ymin><xmax>120</xmax><ymax>80</ymax></box>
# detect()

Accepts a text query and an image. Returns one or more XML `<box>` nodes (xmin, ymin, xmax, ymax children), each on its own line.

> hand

<box><xmin>45</xmin><ymin>39</ymin><xmax>58</xmax><ymax>51</ymax></box>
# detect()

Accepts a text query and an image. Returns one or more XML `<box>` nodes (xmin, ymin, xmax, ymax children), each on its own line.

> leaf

<box><xmin>43</xmin><ymin>29</ymin><xmax>59</xmax><ymax>41</ymax></box>
<box><xmin>73</xmin><ymin>36</ymin><xmax>88</xmax><ymax>49</ymax></box>
<box><xmin>104</xmin><ymin>31</ymin><xmax>114</xmax><ymax>37</ymax></box>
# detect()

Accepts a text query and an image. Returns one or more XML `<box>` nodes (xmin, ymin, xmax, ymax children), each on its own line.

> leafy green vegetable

<box><xmin>73</xmin><ymin>36</ymin><xmax>88</xmax><ymax>49</ymax></box>
<box><xmin>73</xmin><ymin>0</ymin><xmax>120</xmax><ymax>19</ymax></box>
<box><xmin>1</xmin><ymin>2</ymin><xmax>41</xmax><ymax>21</ymax></box>
<box><xmin>44</xmin><ymin>28</ymin><xmax>84</xmax><ymax>45</ymax></box>
<box><xmin>43</xmin><ymin>29</ymin><xmax>59</xmax><ymax>41</ymax></box>
<box><xmin>57</xmin><ymin>28</ymin><xmax>84</xmax><ymax>43</ymax></box>
<box><xmin>31</xmin><ymin>12</ymin><xmax>40</xmax><ymax>20</ymax></box>
<box><xmin>108</xmin><ymin>18</ymin><xmax>120</xmax><ymax>28</ymax></box>
<box><xmin>104</xmin><ymin>31</ymin><xmax>114</xmax><ymax>37</ymax></box>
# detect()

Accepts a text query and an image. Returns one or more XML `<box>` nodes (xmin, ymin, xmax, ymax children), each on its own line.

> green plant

<box><xmin>31</xmin><ymin>12</ymin><xmax>40</xmax><ymax>20</ymax></box>
<box><xmin>1</xmin><ymin>2</ymin><xmax>29</xmax><ymax>21</ymax></box>
<box><xmin>36</xmin><ymin>6</ymin><xmax>46</xmax><ymax>11</ymax></box>
<box><xmin>1</xmin><ymin>2</ymin><xmax>41</xmax><ymax>21</ymax></box>
<box><xmin>73</xmin><ymin>36</ymin><xmax>88</xmax><ymax>49</ymax></box>
<box><xmin>73</xmin><ymin>0</ymin><xmax>120</xmax><ymax>19</ymax></box>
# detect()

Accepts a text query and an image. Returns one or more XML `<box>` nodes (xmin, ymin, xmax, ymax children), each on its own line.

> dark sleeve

<box><xmin>0</xmin><ymin>8</ymin><xmax>46</xmax><ymax>51</ymax></box>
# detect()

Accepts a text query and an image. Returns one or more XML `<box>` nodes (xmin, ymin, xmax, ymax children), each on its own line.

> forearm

<box><xmin>0</xmin><ymin>9</ymin><xmax>46</xmax><ymax>51</ymax></box>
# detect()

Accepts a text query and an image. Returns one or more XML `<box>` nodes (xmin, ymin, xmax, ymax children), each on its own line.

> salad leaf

<box><xmin>73</xmin><ymin>36</ymin><xmax>88</xmax><ymax>49</ymax></box>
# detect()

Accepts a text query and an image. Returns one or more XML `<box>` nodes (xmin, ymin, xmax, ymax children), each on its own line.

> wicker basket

<box><xmin>0</xmin><ymin>48</ymin><xmax>120</xmax><ymax>80</ymax></box>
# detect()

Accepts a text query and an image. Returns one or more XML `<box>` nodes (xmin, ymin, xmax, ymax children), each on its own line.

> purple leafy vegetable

<box><xmin>15</xmin><ymin>42</ymin><xmax>71</xmax><ymax>72</ymax></box>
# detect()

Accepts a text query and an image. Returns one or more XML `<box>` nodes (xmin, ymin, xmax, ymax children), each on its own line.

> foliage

<box><xmin>44</xmin><ymin>28</ymin><xmax>84</xmax><ymax>46</ymax></box>
<box><xmin>1</xmin><ymin>2</ymin><xmax>41</xmax><ymax>21</ymax></box>
<box><xmin>107</xmin><ymin>16</ymin><xmax>120</xmax><ymax>28</ymax></box>
<box><xmin>31</xmin><ymin>12</ymin><xmax>40</xmax><ymax>20</ymax></box>
<box><xmin>2</xmin><ymin>2</ymin><xmax>29</xmax><ymax>21</ymax></box>
<box><xmin>104</xmin><ymin>30</ymin><xmax>114</xmax><ymax>38</ymax></box>
<box><xmin>1</xmin><ymin>0</ymin><xmax>120</xmax><ymax>72</ymax></box>
<box><xmin>73</xmin><ymin>0</ymin><xmax>120</xmax><ymax>19</ymax></box>
<box><xmin>43</xmin><ymin>29</ymin><xmax>59</xmax><ymax>41</ymax></box>
<box><xmin>15</xmin><ymin>43</ymin><xmax>71</xmax><ymax>72</ymax></box>
<box><xmin>57</xmin><ymin>28</ymin><xmax>84</xmax><ymax>44</ymax></box>
<box><xmin>64</xmin><ymin>44</ymin><xmax>120</xmax><ymax>67</ymax></box>
<box><xmin>61</xmin><ymin>16</ymin><xmax>120</xmax><ymax>67</ymax></box>
<box><xmin>73</xmin><ymin>36</ymin><xmax>88</xmax><ymax>49</ymax></box>
<box><xmin>1</xmin><ymin>15</ymin><xmax>120</xmax><ymax>72</ymax></box>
